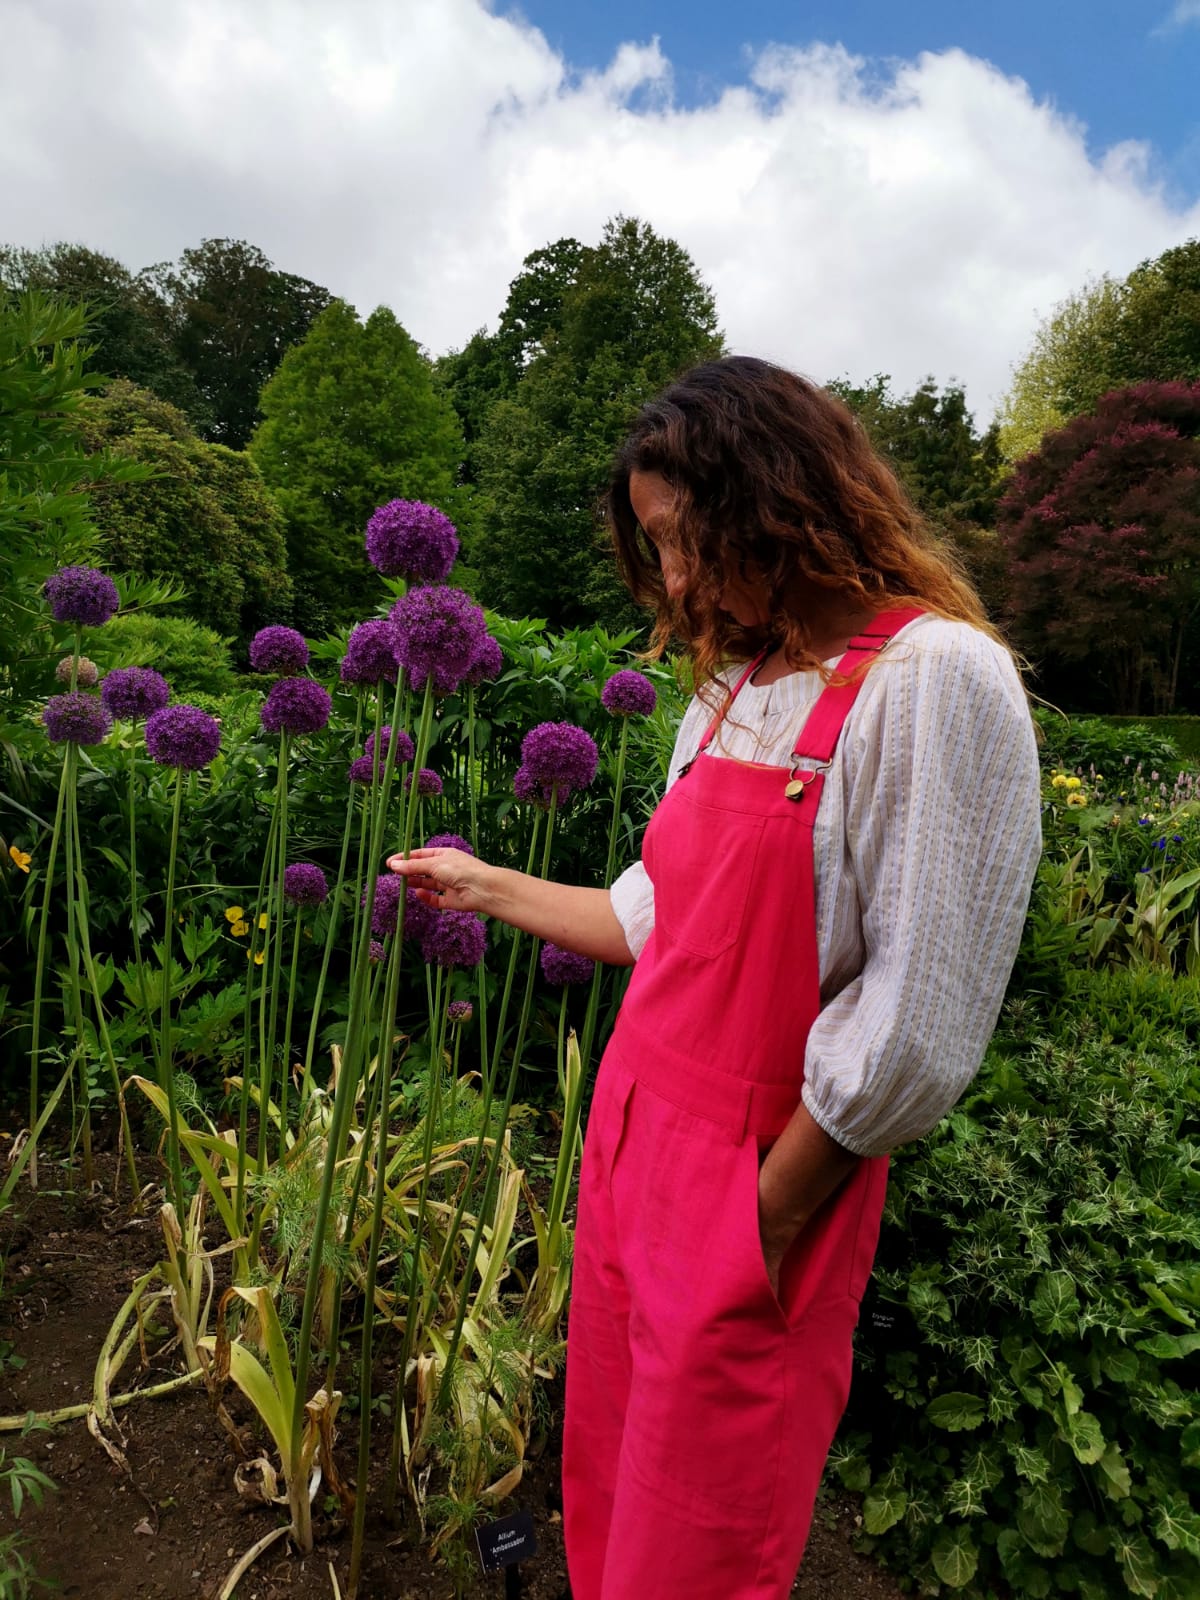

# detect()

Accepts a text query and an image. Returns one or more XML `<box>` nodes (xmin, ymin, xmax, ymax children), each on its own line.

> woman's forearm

<box><xmin>386</xmin><ymin>847</ymin><xmax>636</xmax><ymax>967</ymax></box>
<box><xmin>480</xmin><ymin>869</ymin><xmax>635</xmax><ymax>966</ymax></box>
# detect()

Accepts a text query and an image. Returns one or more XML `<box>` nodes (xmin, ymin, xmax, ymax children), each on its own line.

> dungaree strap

<box><xmin>696</xmin><ymin>651</ymin><xmax>768</xmax><ymax>753</ymax></box>
<box><xmin>788</xmin><ymin>606</ymin><xmax>925</xmax><ymax>768</ymax></box>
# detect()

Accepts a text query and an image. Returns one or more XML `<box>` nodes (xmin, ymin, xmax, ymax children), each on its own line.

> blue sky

<box><xmin>515</xmin><ymin>1</ymin><xmax>1200</xmax><ymax>200</ymax></box>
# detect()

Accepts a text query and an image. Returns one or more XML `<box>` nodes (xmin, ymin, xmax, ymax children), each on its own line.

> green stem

<box><xmin>157</xmin><ymin>771</ymin><xmax>187</xmax><ymax>1214</ymax></box>
<box><xmin>260</xmin><ymin>731</ymin><xmax>290</xmax><ymax>1173</ymax></box>
<box><xmin>466</xmin><ymin>685</ymin><xmax>479</xmax><ymax>856</ymax></box>
<box><xmin>279</xmin><ymin>908</ymin><xmax>303</xmax><ymax>1162</ymax></box>
<box><xmin>301</xmin><ymin>689</ymin><xmax>366</xmax><ymax>1105</ymax></box>
<box><xmin>27</xmin><ymin>751</ymin><xmax>71</xmax><ymax>1190</ymax></box>
<box><xmin>235</xmin><ymin>800</ymin><xmax>279</xmax><ymax>1243</ymax></box>
<box><xmin>61</xmin><ymin>744</ymin><xmax>91</xmax><ymax>1186</ymax></box>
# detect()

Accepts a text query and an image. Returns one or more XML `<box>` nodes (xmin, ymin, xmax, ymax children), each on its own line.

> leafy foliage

<box><xmin>839</xmin><ymin>977</ymin><xmax>1200</xmax><ymax>1597</ymax></box>
<box><xmin>80</xmin><ymin>380</ymin><xmax>292</xmax><ymax>642</ymax></box>
<box><xmin>469</xmin><ymin>216</ymin><xmax>723</xmax><ymax>631</ymax></box>
<box><xmin>141</xmin><ymin>238</ymin><xmax>333</xmax><ymax>449</ymax></box>
<box><xmin>250</xmin><ymin>302</ymin><xmax>468</xmax><ymax>634</ymax></box>
<box><xmin>999</xmin><ymin>382</ymin><xmax>1200</xmax><ymax>714</ymax></box>
<box><xmin>1000</xmin><ymin>238</ymin><xmax>1200</xmax><ymax>462</ymax></box>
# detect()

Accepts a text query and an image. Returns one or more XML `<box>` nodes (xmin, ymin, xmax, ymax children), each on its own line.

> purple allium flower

<box><xmin>145</xmin><ymin>704</ymin><xmax>222</xmax><ymax>769</ymax></box>
<box><xmin>283</xmin><ymin>863</ymin><xmax>328</xmax><ymax>906</ymax></box>
<box><xmin>403</xmin><ymin>888</ymin><xmax>436</xmax><ymax>946</ymax></box>
<box><xmin>517</xmin><ymin>722</ymin><xmax>599</xmax><ymax>805</ymax></box>
<box><xmin>260</xmin><ymin>677</ymin><xmax>331</xmax><ymax>736</ymax></box>
<box><xmin>425</xmin><ymin>833</ymin><xmax>473</xmax><ymax>855</ymax></box>
<box><xmin>365</xmin><ymin>874</ymin><xmax>404</xmax><ymax>938</ymax></box>
<box><xmin>464</xmin><ymin>634</ymin><xmax>503</xmax><ymax>688</ymax></box>
<box><xmin>368</xmin><ymin>939</ymin><xmax>387</xmax><ymax>964</ymax></box>
<box><xmin>421</xmin><ymin>909</ymin><xmax>487</xmax><ymax>970</ymax></box>
<box><xmin>56</xmin><ymin>655</ymin><xmax>99</xmax><ymax>688</ymax></box>
<box><xmin>42</xmin><ymin>691</ymin><xmax>112</xmax><ymax>746</ymax></box>
<box><xmin>390</xmin><ymin>585</ymin><xmax>487</xmax><ymax>696</ymax></box>
<box><xmin>365</xmin><ymin>500</ymin><xmax>459</xmax><ymax>582</ymax></box>
<box><xmin>513</xmin><ymin>766</ymin><xmax>540</xmax><ymax>805</ymax></box>
<box><xmin>447</xmin><ymin>1000</ymin><xmax>474</xmax><ymax>1024</ymax></box>
<box><xmin>404</xmin><ymin>767</ymin><xmax>443</xmax><ymax>798</ymax></box>
<box><xmin>250</xmin><ymin>625</ymin><xmax>309</xmax><ymax>676</ymax></box>
<box><xmin>365</xmin><ymin>725</ymin><xmax>415</xmax><ymax>765</ymax></box>
<box><xmin>340</xmin><ymin>619</ymin><xmax>399</xmax><ymax>686</ymax></box>
<box><xmin>101</xmin><ymin>666</ymin><xmax>170</xmax><ymax>721</ymax></box>
<box><xmin>348</xmin><ymin>755</ymin><xmax>378</xmax><ymax>786</ymax></box>
<box><xmin>601</xmin><ymin>669</ymin><xmax>657</xmax><ymax>718</ymax></box>
<box><xmin>44</xmin><ymin>566</ymin><xmax>120</xmax><ymax>627</ymax></box>
<box><xmin>541</xmin><ymin>942</ymin><xmax>596</xmax><ymax>987</ymax></box>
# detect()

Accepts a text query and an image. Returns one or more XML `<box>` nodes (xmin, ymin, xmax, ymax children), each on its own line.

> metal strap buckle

<box><xmin>784</xmin><ymin>755</ymin><xmax>833</xmax><ymax>800</ymax></box>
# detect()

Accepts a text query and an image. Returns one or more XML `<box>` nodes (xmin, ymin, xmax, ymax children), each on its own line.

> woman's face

<box><xmin>628</xmin><ymin>470</ymin><xmax>771</xmax><ymax>628</ymax></box>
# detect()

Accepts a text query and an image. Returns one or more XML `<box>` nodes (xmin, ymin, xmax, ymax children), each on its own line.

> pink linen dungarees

<box><xmin>562</xmin><ymin>610</ymin><xmax>923</xmax><ymax>1599</ymax></box>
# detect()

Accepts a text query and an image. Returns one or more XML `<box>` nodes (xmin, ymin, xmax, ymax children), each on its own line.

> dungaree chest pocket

<box><xmin>649</xmin><ymin>793</ymin><xmax>767</xmax><ymax>960</ymax></box>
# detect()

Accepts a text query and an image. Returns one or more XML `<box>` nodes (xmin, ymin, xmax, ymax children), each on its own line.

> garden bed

<box><xmin>1</xmin><ymin>1158</ymin><xmax>905</xmax><ymax>1600</ymax></box>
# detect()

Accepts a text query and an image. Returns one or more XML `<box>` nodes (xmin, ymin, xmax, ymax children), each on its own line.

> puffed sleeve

<box><xmin>800</xmin><ymin>624</ymin><xmax>1041</xmax><ymax>1157</ymax></box>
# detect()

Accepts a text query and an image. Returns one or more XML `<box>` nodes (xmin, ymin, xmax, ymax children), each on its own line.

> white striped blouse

<box><xmin>609</xmin><ymin>614</ymin><xmax>1042</xmax><ymax>1157</ymax></box>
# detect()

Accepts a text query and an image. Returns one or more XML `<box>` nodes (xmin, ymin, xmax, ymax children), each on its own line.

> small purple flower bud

<box><xmin>56</xmin><ymin>655</ymin><xmax>99</xmax><ymax>688</ymax></box>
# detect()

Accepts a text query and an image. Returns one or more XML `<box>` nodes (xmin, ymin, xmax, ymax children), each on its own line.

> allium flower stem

<box><xmin>26</xmin><ymin>750</ymin><xmax>70</xmax><ymax>1191</ymax></box>
<box><xmin>258</xmin><ymin>733</ymin><xmax>291</xmax><ymax>1182</ymax></box>
<box><xmin>60</xmin><ymin>744</ymin><xmax>92</xmax><ymax>1186</ymax></box>
<box><xmin>289</xmin><ymin>677</ymin><xmax>427</xmax><ymax>1521</ymax></box>
<box><xmin>437</xmin><ymin>796</ymin><xmax>558</xmax><ymax>1409</ymax></box>
<box><xmin>157</xmin><ymin>771</ymin><xmax>188</xmax><ymax>1215</ymax></box>
<box><xmin>301</xmin><ymin>688</ymin><xmax>366</xmax><ymax>1109</ymax></box>
<box><xmin>235</xmin><ymin>798</ymin><xmax>279</xmax><ymax>1244</ymax></box>
<box><xmin>66</xmin><ymin>752</ymin><xmax>140</xmax><ymax>1202</ymax></box>
<box><xmin>467</xmin><ymin>684</ymin><xmax>480</xmax><ymax>856</ymax></box>
<box><xmin>278</xmin><ymin>908</ymin><xmax>304</xmax><ymax>1164</ymax></box>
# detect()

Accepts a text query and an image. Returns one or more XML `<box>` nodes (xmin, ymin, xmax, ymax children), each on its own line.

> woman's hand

<box><xmin>387</xmin><ymin>847</ymin><xmax>495</xmax><ymax>916</ymax></box>
<box><xmin>757</xmin><ymin>1192</ymin><xmax>807</xmax><ymax>1299</ymax></box>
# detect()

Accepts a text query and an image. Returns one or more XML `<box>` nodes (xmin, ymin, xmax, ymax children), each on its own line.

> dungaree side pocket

<box><xmin>738</xmin><ymin>1133</ymin><xmax>791</xmax><ymax>1329</ymax></box>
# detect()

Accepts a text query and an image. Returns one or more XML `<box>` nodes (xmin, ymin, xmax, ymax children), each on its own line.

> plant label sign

<box><xmin>476</xmin><ymin>1509</ymin><xmax>538</xmax><ymax>1572</ymax></box>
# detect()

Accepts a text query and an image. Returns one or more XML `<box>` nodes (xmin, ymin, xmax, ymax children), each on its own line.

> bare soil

<box><xmin>0</xmin><ymin>1160</ymin><xmax>905</xmax><ymax>1600</ymax></box>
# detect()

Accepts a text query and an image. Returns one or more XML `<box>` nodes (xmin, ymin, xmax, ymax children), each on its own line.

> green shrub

<box><xmin>1035</xmin><ymin>709</ymin><xmax>1183</xmax><ymax>783</ymax></box>
<box><xmin>89</xmin><ymin>612</ymin><xmax>237</xmax><ymax>698</ymax></box>
<box><xmin>838</xmin><ymin>975</ymin><xmax>1200</xmax><ymax>1597</ymax></box>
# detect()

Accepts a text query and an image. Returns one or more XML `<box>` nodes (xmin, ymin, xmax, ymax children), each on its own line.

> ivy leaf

<box><xmin>1030</xmin><ymin>1270</ymin><xmax>1080</xmax><ymax>1337</ymax></box>
<box><xmin>1017</xmin><ymin>1481</ymin><xmax>1070</xmax><ymax>1557</ymax></box>
<box><xmin>1154</xmin><ymin>1496</ymin><xmax>1200</xmax><ymax>1558</ymax></box>
<box><xmin>1114</xmin><ymin>1531</ymin><xmax>1160</xmax><ymax>1597</ymax></box>
<box><xmin>1102</xmin><ymin>1347</ymin><xmax>1139</xmax><ymax>1385</ymax></box>
<box><xmin>1063</xmin><ymin>1407</ymin><xmax>1107</xmax><ymax>1465</ymax></box>
<box><xmin>1096</xmin><ymin>1441</ymin><xmax>1133</xmax><ymax>1500</ymax></box>
<box><xmin>925</xmin><ymin>1392</ymin><xmax>986</xmax><ymax>1432</ymax></box>
<box><xmin>834</xmin><ymin>1453</ymin><xmax>871</xmax><ymax>1493</ymax></box>
<box><xmin>931</xmin><ymin>1526</ymin><xmax>979</xmax><ymax>1588</ymax></box>
<box><xmin>1011</xmin><ymin>1444</ymin><xmax>1051</xmax><ymax>1483</ymax></box>
<box><xmin>1135</xmin><ymin>1331</ymin><xmax>1200</xmax><ymax>1360</ymax></box>
<box><xmin>862</xmin><ymin>1483</ymin><xmax>908</xmax><ymax>1536</ymax></box>
<box><xmin>1072</xmin><ymin>1508</ymin><xmax>1110</xmax><ymax>1557</ymax></box>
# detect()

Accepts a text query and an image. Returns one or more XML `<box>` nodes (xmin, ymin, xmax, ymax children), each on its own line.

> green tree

<box><xmin>437</xmin><ymin>238</ymin><xmax>587</xmax><ymax>483</ymax></box>
<box><xmin>0</xmin><ymin>293</ymin><xmax>148</xmax><ymax>764</ymax></box>
<box><xmin>471</xmin><ymin>217</ymin><xmax>723</xmax><ymax>630</ymax></box>
<box><xmin>250</xmin><ymin>300</ymin><xmax>468</xmax><ymax>632</ymax></box>
<box><xmin>142</xmin><ymin>238</ymin><xmax>332</xmax><ymax>449</ymax></box>
<box><xmin>0</xmin><ymin>242</ymin><xmax>204</xmax><ymax>421</ymax></box>
<box><xmin>1000</xmin><ymin>239</ymin><xmax>1200</xmax><ymax>461</ymax></box>
<box><xmin>828</xmin><ymin>374</ymin><xmax>1007</xmax><ymax>616</ymax></box>
<box><xmin>82</xmin><ymin>380</ymin><xmax>292</xmax><ymax>641</ymax></box>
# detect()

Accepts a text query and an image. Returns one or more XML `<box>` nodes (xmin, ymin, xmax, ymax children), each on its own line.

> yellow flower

<box><xmin>8</xmin><ymin>844</ymin><xmax>31</xmax><ymax>873</ymax></box>
<box><xmin>258</xmin><ymin>912</ymin><xmax>269</xmax><ymax>930</ymax></box>
<box><xmin>1111</xmin><ymin>814</ymin><xmax>1122</xmax><ymax>828</ymax></box>
<box><xmin>1050</xmin><ymin>774</ymin><xmax>1069</xmax><ymax>789</ymax></box>
<box><xmin>231</xmin><ymin>919</ymin><xmax>250</xmax><ymax>937</ymax></box>
<box><xmin>1066</xmin><ymin>792</ymin><xmax>1087</xmax><ymax>808</ymax></box>
<box><xmin>1095</xmin><ymin>773</ymin><xmax>1104</xmax><ymax>782</ymax></box>
<box><xmin>225</xmin><ymin>905</ymin><xmax>246</xmax><ymax>923</ymax></box>
<box><xmin>1065</xmin><ymin>776</ymin><xmax>1082</xmax><ymax>790</ymax></box>
<box><xmin>248</xmin><ymin>949</ymin><xmax>266</xmax><ymax>965</ymax></box>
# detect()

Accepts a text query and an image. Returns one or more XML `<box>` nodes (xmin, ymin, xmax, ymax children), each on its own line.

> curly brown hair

<box><xmin>609</xmin><ymin>356</ymin><xmax>995</xmax><ymax>691</ymax></box>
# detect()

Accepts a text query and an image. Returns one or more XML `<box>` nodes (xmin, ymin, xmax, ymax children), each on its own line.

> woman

<box><xmin>388</xmin><ymin>357</ymin><xmax>1041</xmax><ymax>1599</ymax></box>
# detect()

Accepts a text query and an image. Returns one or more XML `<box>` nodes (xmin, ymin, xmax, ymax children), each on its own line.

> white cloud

<box><xmin>2</xmin><ymin>0</ymin><xmax>1198</xmax><ymax>419</ymax></box>
<box><xmin>1156</xmin><ymin>1</ymin><xmax>1200</xmax><ymax>30</ymax></box>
